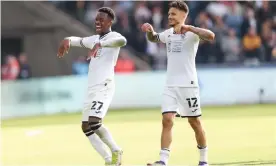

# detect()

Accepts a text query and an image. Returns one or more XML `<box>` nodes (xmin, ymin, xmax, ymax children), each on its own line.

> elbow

<box><xmin>122</xmin><ymin>37</ymin><xmax>127</xmax><ymax>47</ymax></box>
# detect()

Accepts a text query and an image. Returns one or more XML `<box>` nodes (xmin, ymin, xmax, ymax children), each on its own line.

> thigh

<box><xmin>176</xmin><ymin>87</ymin><xmax>202</xmax><ymax>117</ymax></box>
<box><xmin>161</xmin><ymin>87</ymin><xmax>179</xmax><ymax>115</ymax></box>
<box><xmin>82</xmin><ymin>82</ymin><xmax>114</xmax><ymax>121</ymax></box>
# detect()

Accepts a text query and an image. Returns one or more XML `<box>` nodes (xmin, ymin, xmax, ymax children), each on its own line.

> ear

<box><xmin>109</xmin><ymin>20</ymin><xmax>113</xmax><ymax>26</ymax></box>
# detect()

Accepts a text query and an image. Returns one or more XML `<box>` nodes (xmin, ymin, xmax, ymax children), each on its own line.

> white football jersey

<box><xmin>81</xmin><ymin>31</ymin><xmax>123</xmax><ymax>87</ymax></box>
<box><xmin>157</xmin><ymin>28</ymin><xmax>200</xmax><ymax>87</ymax></box>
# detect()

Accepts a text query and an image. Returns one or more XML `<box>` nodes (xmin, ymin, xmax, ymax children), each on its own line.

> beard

<box><xmin>169</xmin><ymin>23</ymin><xmax>175</xmax><ymax>27</ymax></box>
<box><xmin>169</xmin><ymin>19</ymin><xmax>180</xmax><ymax>28</ymax></box>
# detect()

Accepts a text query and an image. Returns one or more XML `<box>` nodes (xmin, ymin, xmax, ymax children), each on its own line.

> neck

<box><xmin>173</xmin><ymin>23</ymin><xmax>184</xmax><ymax>33</ymax></box>
<box><xmin>100</xmin><ymin>29</ymin><xmax>111</xmax><ymax>37</ymax></box>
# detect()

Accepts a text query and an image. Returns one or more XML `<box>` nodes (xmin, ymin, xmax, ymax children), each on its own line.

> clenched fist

<box><xmin>141</xmin><ymin>23</ymin><xmax>154</xmax><ymax>33</ymax></box>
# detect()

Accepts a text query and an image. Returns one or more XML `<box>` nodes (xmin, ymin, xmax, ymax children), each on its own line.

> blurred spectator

<box><xmin>113</xmin><ymin>11</ymin><xmax>131</xmax><ymax>39</ymax></box>
<box><xmin>152</xmin><ymin>6</ymin><xmax>163</xmax><ymax>32</ymax></box>
<box><xmin>206</xmin><ymin>1</ymin><xmax>229</xmax><ymax>18</ymax></box>
<box><xmin>196</xmin><ymin>24</ymin><xmax>217</xmax><ymax>64</ymax></box>
<box><xmin>146</xmin><ymin>36</ymin><xmax>158</xmax><ymax>68</ymax></box>
<box><xmin>134</xmin><ymin>2</ymin><xmax>152</xmax><ymax>25</ymax></box>
<box><xmin>269</xmin><ymin>32</ymin><xmax>276</xmax><ymax>62</ymax></box>
<box><xmin>17</xmin><ymin>53</ymin><xmax>32</xmax><ymax>79</ymax></box>
<box><xmin>256</xmin><ymin>1</ymin><xmax>273</xmax><ymax>27</ymax></box>
<box><xmin>153</xmin><ymin>43</ymin><xmax>167</xmax><ymax>70</ymax></box>
<box><xmin>72</xmin><ymin>56</ymin><xmax>89</xmax><ymax>75</ymax></box>
<box><xmin>84</xmin><ymin>2</ymin><xmax>99</xmax><ymax>26</ymax></box>
<box><xmin>1</xmin><ymin>55</ymin><xmax>20</xmax><ymax>80</ymax></box>
<box><xmin>195</xmin><ymin>12</ymin><xmax>213</xmax><ymax>29</ymax></box>
<box><xmin>221</xmin><ymin>29</ymin><xmax>240</xmax><ymax>63</ymax></box>
<box><xmin>273</xmin><ymin>16</ymin><xmax>276</xmax><ymax>31</ymax></box>
<box><xmin>272</xmin><ymin>47</ymin><xmax>276</xmax><ymax>61</ymax></box>
<box><xmin>242</xmin><ymin>27</ymin><xmax>262</xmax><ymax>66</ymax></box>
<box><xmin>224</xmin><ymin>2</ymin><xmax>243</xmax><ymax>36</ymax></box>
<box><xmin>115</xmin><ymin>50</ymin><xmax>135</xmax><ymax>73</ymax></box>
<box><xmin>261</xmin><ymin>20</ymin><xmax>274</xmax><ymax>62</ymax></box>
<box><xmin>51</xmin><ymin>1</ymin><xmax>276</xmax><ymax>68</ymax></box>
<box><xmin>212</xmin><ymin>16</ymin><xmax>228</xmax><ymax>45</ymax></box>
<box><xmin>241</xmin><ymin>8</ymin><xmax>257</xmax><ymax>38</ymax></box>
<box><xmin>76</xmin><ymin>0</ymin><xmax>86</xmax><ymax>22</ymax></box>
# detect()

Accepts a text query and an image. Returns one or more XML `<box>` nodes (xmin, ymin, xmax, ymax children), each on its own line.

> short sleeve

<box><xmin>190</xmin><ymin>32</ymin><xmax>200</xmax><ymax>42</ymax></box>
<box><xmin>157</xmin><ymin>30</ymin><xmax>167</xmax><ymax>43</ymax></box>
<box><xmin>81</xmin><ymin>36</ymin><xmax>98</xmax><ymax>49</ymax></box>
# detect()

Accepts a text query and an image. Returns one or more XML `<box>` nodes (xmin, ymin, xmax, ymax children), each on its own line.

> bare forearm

<box><xmin>189</xmin><ymin>26</ymin><xmax>215</xmax><ymax>41</ymax></box>
<box><xmin>100</xmin><ymin>36</ymin><xmax>127</xmax><ymax>47</ymax></box>
<box><xmin>146</xmin><ymin>31</ymin><xmax>159</xmax><ymax>43</ymax></box>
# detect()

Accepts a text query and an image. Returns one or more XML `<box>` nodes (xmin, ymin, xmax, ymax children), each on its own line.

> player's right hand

<box><xmin>141</xmin><ymin>23</ymin><xmax>154</xmax><ymax>33</ymax></box>
<box><xmin>87</xmin><ymin>42</ymin><xmax>101</xmax><ymax>60</ymax></box>
<box><xmin>57</xmin><ymin>39</ymin><xmax>70</xmax><ymax>58</ymax></box>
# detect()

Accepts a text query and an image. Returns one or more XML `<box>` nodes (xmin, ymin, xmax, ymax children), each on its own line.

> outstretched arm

<box><xmin>65</xmin><ymin>36</ymin><xmax>96</xmax><ymax>49</ymax></box>
<box><xmin>57</xmin><ymin>36</ymin><xmax>96</xmax><ymax>58</ymax></box>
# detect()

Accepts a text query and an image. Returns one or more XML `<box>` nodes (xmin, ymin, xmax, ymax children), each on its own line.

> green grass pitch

<box><xmin>1</xmin><ymin>104</ymin><xmax>276</xmax><ymax>166</ymax></box>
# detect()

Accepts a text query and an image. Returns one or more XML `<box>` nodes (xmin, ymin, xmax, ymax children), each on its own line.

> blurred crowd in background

<box><xmin>51</xmin><ymin>1</ymin><xmax>276</xmax><ymax>69</ymax></box>
<box><xmin>2</xmin><ymin>1</ymin><xmax>276</xmax><ymax>80</ymax></box>
<box><xmin>1</xmin><ymin>53</ymin><xmax>32</xmax><ymax>80</ymax></box>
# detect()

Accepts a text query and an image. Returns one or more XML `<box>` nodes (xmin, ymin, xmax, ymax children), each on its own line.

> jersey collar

<box><xmin>99</xmin><ymin>31</ymin><xmax>111</xmax><ymax>39</ymax></box>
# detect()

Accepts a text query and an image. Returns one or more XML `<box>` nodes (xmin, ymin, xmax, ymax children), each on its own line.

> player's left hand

<box><xmin>180</xmin><ymin>25</ymin><xmax>192</xmax><ymax>34</ymax></box>
<box><xmin>88</xmin><ymin>43</ymin><xmax>101</xmax><ymax>60</ymax></box>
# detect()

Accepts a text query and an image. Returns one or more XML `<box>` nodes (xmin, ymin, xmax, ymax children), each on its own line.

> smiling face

<box><xmin>168</xmin><ymin>7</ymin><xmax>187</xmax><ymax>28</ymax></box>
<box><xmin>94</xmin><ymin>12</ymin><xmax>112</xmax><ymax>34</ymax></box>
<box><xmin>168</xmin><ymin>1</ymin><xmax>189</xmax><ymax>28</ymax></box>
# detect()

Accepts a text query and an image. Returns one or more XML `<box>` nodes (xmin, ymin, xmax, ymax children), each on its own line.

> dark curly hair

<box><xmin>169</xmin><ymin>1</ymin><xmax>189</xmax><ymax>13</ymax></box>
<box><xmin>98</xmin><ymin>7</ymin><xmax>115</xmax><ymax>21</ymax></box>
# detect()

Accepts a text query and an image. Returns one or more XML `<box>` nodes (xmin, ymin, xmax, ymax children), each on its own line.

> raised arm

<box><xmin>189</xmin><ymin>26</ymin><xmax>215</xmax><ymax>41</ymax></box>
<box><xmin>141</xmin><ymin>23</ymin><xmax>163</xmax><ymax>43</ymax></box>
<box><xmin>180</xmin><ymin>25</ymin><xmax>215</xmax><ymax>42</ymax></box>
<box><xmin>146</xmin><ymin>31</ymin><xmax>159</xmax><ymax>43</ymax></box>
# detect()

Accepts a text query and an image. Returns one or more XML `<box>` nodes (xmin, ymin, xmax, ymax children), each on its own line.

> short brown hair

<box><xmin>169</xmin><ymin>1</ymin><xmax>189</xmax><ymax>13</ymax></box>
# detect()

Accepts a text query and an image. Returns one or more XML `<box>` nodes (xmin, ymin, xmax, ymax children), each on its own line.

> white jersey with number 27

<box><xmin>157</xmin><ymin>28</ymin><xmax>200</xmax><ymax>87</ymax></box>
<box><xmin>80</xmin><ymin>32</ymin><xmax>122</xmax><ymax>87</ymax></box>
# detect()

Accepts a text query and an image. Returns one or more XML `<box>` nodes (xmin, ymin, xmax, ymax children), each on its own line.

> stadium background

<box><xmin>1</xmin><ymin>1</ymin><xmax>276</xmax><ymax>166</ymax></box>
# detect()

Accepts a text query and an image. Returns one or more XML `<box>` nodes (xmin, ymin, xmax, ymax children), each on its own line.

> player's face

<box><xmin>95</xmin><ymin>12</ymin><xmax>112</xmax><ymax>34</ymax></box>
<box><xmin>168</xmin><ymin>8</ymin><xmax>187</xmax><ymax>27</ymax></box>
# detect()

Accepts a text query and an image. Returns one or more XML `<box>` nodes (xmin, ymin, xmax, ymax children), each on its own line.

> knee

<box><xmin>81</xmin><ymin>117</ymin><xmax>102</xmax><ymax>136</ymax></box>
<box><xmin>162</xmin><ymin>114</ymin><xmax>174</xmax><ymax>129</ymax></box>
<box><xmin>81</xmin><ymin>122</ymin><xmax>95</xmax><ymax>136</ymax></box>
<box><xmin>188</xmin><ymin>117</ymin><xmax>203</xmax><ymax>131</ymax></box>
<box><xmin>88</xmin><ymin>117</ymin><xmax>102</xmax><ymax>131</ymax></box>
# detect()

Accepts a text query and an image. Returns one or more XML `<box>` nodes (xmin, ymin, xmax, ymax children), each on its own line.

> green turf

<box><xmin>2</xmin><ymin>104</ymin><xmax>276</xmax><ymax>166</ymax></box>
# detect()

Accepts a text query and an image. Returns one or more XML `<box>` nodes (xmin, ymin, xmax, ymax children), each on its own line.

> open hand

<box><xmin>57</xmin><ymin>39</ymin><xmax>70</xmax><ymax>58</ymax></box>
<box><xmin>88</xmin><ymin>43</ymin><xmax>101</xmax><ymax>60</ymax></box>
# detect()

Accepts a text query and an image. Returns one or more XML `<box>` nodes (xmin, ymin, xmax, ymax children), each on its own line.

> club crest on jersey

<box><xmin>181</xmin><ymin>33</ymin><xmax>186</xmax><ymax>39</ymax></box>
